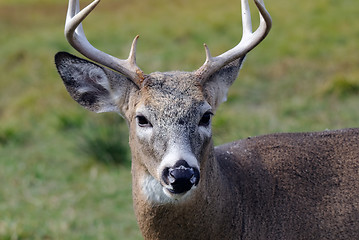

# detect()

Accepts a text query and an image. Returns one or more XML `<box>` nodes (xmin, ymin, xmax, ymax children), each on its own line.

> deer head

<box><xmin>55</xmin><ymin>0</ymin><xmax>271</xmax><ymax>201</ymax></box>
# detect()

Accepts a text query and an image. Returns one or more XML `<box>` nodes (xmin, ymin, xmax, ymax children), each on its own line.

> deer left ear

<box><xmin>55</xmin><ymin>52</ymin><xmax>138</xmax><ymax>115</ymax></box>
<box><xmin>202</xmin><ymin>57</ymin><xmax>245</xmax><ymax>110</ymax></box>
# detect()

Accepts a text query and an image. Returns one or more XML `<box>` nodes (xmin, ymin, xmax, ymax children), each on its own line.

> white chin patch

<box><xmin>162</xmin><ymin>185</ymin><xmax>196</xmax><ymax>200</ymax></box>
<box><xmin>141</xmin><ymin>174</ymin><xmax>195</xmax><ymax>204</ymax></box>
<box><xmin>141</xmin><ymin>174</ymin><xmax>175</xmax><ymax>204</ymax></box>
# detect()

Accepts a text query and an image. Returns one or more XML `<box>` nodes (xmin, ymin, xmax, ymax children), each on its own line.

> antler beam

<box><xmin>65</xmin><ymin>0</ymin><xmax>144</xmax><ymax>86</ymax></box>
<box><xmin>195</xmin><ymin>0</ymin><xmax>272</xmax><ymax>82</ymax></box>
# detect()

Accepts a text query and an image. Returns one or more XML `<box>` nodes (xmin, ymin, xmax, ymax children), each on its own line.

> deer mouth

<box><xmin>161</xmin><ymin>160</ymin><xmax>200</xmax><ymax>197</ymax></box>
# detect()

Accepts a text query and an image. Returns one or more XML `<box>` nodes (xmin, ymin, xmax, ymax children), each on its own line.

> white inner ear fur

<box><xmin>218</xmin><ymin>88</ymin><xmax>229</xmax><ymax>105</ymax></box>
<box><xmin>88</xmin><ymin>69</ymin><xmax>122</xmax><ymax>108</ymax></box>
<box><xmin>206</xmin><ymin>57</ymin><xmax>245</xmax><ymax>110</ymax></box>
<box><xmin>208</xmin><ymin>80</ymin><xmax>230</xmax><ymax>110</ymax></box>
<box><xmin>78</xmin><ymin>68</ymin><xmax>122</xmax><ymax>113</ymax></box>
<box><xmin>89</xmin><ymin>68</ymin><xmax>111</xmax><ymax>90</ymax></box>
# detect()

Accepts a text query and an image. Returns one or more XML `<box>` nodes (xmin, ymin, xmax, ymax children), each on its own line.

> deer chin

<box><xmin>141</xmin><ymin>173</ymin><xmax>198</xmax><ymax>203</ymax></box>
<box><xmin>141</xmin><ymin>174</ymin><xmax>173</xmax><ymax>204</ymax></box>
<box><xmin>162</xmin><ymin>184</ymin><xmax>197</xmax><ymax>200</ymax></box>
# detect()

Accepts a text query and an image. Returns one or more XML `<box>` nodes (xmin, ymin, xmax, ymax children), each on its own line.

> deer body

<box><xmin>55</xmin><ymin>0</ymin><xmax>359</xmax><ymax>239</ymax></box>
<box><xmin>132</xmin><ymin>128</ymin><xmax>359</xmax><ymax>239</ymax></box>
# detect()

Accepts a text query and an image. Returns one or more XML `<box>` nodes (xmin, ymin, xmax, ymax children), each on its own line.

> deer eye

<box><xmin>199</xmin><ymin>111</ymin><xmax>213</xmax><ymax>127</ymax></box>
<box><xmin>136</xmin><ymin>115</ymin><xmax>152</xmax><ymax>128</ymax></box>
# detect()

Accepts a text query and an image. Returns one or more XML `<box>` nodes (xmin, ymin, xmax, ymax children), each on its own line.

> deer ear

<box><xmin>55</xmin><ymin>52</ymin><xmax>137</xmax><ymax>115</ymax></box>
<box><xmin>202</xmin><ymin>57</ymin><xmax>245</xmax><ymax>110</ymax></box>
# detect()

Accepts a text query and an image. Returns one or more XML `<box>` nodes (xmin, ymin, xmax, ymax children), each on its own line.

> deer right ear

<box><xmin>55</xmin><ymin>52</ymin><xmax>138</xmax><ymax>115</ymax></box>
<box><xmin>202</xmin><ymin>57</ymin><xmax>245</xmax><ymax>110</ymax></box>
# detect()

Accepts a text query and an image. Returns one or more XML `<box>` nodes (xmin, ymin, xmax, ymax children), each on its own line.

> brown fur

<box><xmin>131</xmin><ymin>128</ymin><xmax>359</xmax><ymax>240</ymax></box>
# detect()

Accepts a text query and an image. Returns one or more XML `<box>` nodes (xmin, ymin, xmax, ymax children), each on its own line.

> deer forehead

<box><xmin>137</xmin><ymin>72</ymin><xmax>208</xmax><ymax>121</ymax></box>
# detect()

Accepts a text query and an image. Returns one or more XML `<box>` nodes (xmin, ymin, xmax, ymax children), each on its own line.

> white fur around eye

<box><xmin>136</xmin><ymin>122</ymin><xmax>153</xmax><ymax>141</ymax></box>
<box><xmin>135</xmin><ymin>107</ymin><xmax>153</xmax><ymax>141</ymax></box>
<box><xmin>198</xmin><ymin>102</ymin><xmax>213</xmax><ymax>138</ymax></box>
<box><xmin>199</xmin><ymin>124</ymin><xmax>212</xmax><ymax>139</ymax></box>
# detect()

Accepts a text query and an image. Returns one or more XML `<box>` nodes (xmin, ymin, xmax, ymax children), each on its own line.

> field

<box><xmin>0</xmin><ymin>0</ymin><xmax>358</xmax><ymax>239</ymax></box>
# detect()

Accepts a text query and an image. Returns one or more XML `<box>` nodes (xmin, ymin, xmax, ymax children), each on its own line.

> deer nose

<box><xmin>162</xmin><ymin>160</ymin><xmax>200</xmax><ymax>194</ymax></box>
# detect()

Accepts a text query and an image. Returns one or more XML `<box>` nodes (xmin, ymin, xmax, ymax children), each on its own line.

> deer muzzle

<box><xmin>161</xmin><ymin>160</ymin><xmax>200</xmax><ymax>195</ymax></box>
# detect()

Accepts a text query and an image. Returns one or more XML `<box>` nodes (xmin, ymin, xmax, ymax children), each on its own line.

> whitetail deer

<box><xmin>55</xmin><ymin>0</ymin><xmax>359</xmax><ymax>239</ymax></box>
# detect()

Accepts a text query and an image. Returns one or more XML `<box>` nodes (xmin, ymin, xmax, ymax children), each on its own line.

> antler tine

<box><xmin>241</xmin><ymin>0</ymin><xmax>253</xmax><ymax>36</ymax></box>
<box><xmin>195</xmin><ymin>0</ymin><xmax>272</xmax><ymax>82</ymax></box>
<box><xmin>64</xmin><ymin>0</ymin><xmax>144</xmax><ymax>87</ymax></box>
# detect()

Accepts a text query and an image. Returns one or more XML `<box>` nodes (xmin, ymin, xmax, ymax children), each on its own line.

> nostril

<box><xmin>168</xmin><ymin>170</ymin><xmax>176</xmax><ymax>184</ymax></box>
<box><xmin>169</xmin><ymin>166</ymin><xmax>194</xmax><ymax>181</ymax></box>
<box><xmin>162</xmin><ymin>167</ymin><xmax>170</xmax><ymax>185</ymax></box>
<box><xmin>167</xmin><ymin>166</ymin><xmax>197</xmax><ymax>194</ymax></box>
<box><xmin>161</xmin><ymin>161</ymin><xmax>200</xmax><ymax>194</ymax></box>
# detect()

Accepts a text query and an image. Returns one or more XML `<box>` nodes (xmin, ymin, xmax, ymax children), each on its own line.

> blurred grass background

<box><xmin>0</xmin><ymin>0</ymin><xmax>358</xmax><ymax>239</ymax></box>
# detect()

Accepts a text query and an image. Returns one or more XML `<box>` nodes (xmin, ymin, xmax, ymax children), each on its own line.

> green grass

<box><xmin>0</xmin><ymin>0</ymin><xmax>358</xmax><ymax>239</ymax></box>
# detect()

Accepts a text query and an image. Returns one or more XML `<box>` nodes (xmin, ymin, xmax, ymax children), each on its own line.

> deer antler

<box><xmin>65</xmin><ymin>0</ymin><xmax>144</xmax><ymax>87</ymax></box>
<box><xmin>195</xmin><ymin>0</ymin><xmax>272</xmax><ymax>82</ymax></box>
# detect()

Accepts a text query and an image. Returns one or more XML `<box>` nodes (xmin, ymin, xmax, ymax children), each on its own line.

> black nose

<box><xmin>162</xmin><ymin>160</ymin><xmax>200</xmax><ymax>194</ymax></box>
